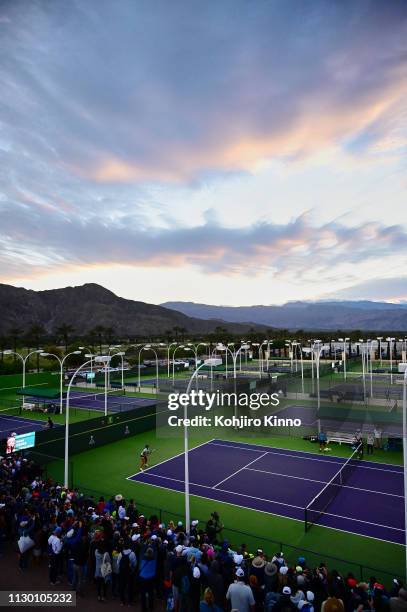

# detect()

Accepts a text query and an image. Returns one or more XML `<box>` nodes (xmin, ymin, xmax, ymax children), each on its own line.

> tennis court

<box><xmin>271</xmin><ymin>403</ymin><xmax>402</xmax><ymax>437</ymax></box>
<box><xmin>0</xmin><ymin>411</ymin><xmax>60</xmax><ymax>439</ymax></box>
<box><xmin>24</xmin><ymin>390</ymin><xmax>157</xmax><ymax>413</ymax></box>
<box><xmin>128</xmin><ymin>438</ymin><xmax>404</xmax><ymax>544</ymax></box>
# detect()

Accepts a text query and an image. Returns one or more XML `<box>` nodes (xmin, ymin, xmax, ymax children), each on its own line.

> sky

<box><xmin>0</xmin><ymin>0</ymin><xmax>407</xmax><ymax>306</ymax></box>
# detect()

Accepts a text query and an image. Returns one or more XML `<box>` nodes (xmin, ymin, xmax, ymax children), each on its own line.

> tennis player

<box><xmin>139</xmin><ymin>444</ymin><xmax>152</xmax><ymax>471</ymax></box>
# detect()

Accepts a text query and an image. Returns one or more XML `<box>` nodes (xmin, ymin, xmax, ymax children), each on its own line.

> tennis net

<box><xmin>304</xmin><ymin>444</ymin><xmax>361</xmax><ymax>531</ymax></box>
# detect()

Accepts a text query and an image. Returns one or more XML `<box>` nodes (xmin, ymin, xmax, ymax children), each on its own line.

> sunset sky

<box><xmin>1</xmin><ymin>0</ymin><xmax>407</xmax><ymax>305</ymax></box>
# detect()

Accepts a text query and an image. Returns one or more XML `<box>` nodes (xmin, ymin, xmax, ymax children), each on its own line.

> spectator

<box><xmin>367</xmin><ymin>432</ymin><xmax>374</xmax><ymax>455</ymax></box>
<box><xmin>94</xmin><ymin>540</ymin><xmax>110</xmax><ymax>601</ymax></box>
<box><xmin>390</xmin><ymin>589</ymin><xmax>407</xmax><ymax>612</ymax></box>
<box><xmin>226</xmin><ymin>567</ymin><xmax>255</xmax><ymax>612</ymax></box>
<box><xmin>321</xmin><ymin>591</ymin><xmax>345</xmax><ymax>612</ymax></box>
<box><xmin>48</xmin><ymin>526</ymin><xmax>63</xmax><ymax>585</ymax></box>
<box><xmin>200</xmin><ymin>587</ymin><xmax>222</xmax><ymax>612</ymax></box>
<box><xmin>273</xmin><ymin>586</ymin><xmax>298</xmax><ymax>612</ymax></box>
<box><xmin>139</xmin><ymin>546</ymin><xmax>156</xmax><ymax>611</ymax></box>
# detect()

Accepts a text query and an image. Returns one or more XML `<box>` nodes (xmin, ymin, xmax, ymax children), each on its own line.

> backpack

<box><xmin>120</xmin><ymin>552</ymin><xmax>131</xmax><ymax>574</ymax></box>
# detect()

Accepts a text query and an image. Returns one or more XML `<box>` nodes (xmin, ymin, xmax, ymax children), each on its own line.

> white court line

<box><xmin>212</xmin><ymin>452</ymin><xmax>269</xmax><ymax>489</ymax></box>
<box><xmin>245</xmin><ymin>467</ymin><xmax>403</xmax><ymax>498</ymax></box>
<box><xmin>131</xmin><ymin>470</ymin><xmax>403</xmax><ymax>533</ymax></box>
<box><xmin>208</xmin><ymin>440</ymin><xmax>403</xmax><ymax>474</ymax></box>
<box><xmin>126</xmin><ymin>439</ymin><xmax>216</xmax><ymax>481</ymax></box>
<box><xmin>127</xmin><ymin>477</ymin><xmax>404</xmax><ymax>546</ymax></box>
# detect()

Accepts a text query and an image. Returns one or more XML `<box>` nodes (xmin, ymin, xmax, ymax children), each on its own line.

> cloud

<box><xmin>0</xmin><ymin>0</ymin><xmax>406</xmax><ymax>185</ymax></box>
<box><xmin>326</xmin><ymin>277</ymin><xmax>407</xmax><ymax>302</ymax></box>
<box><xmin>1</xmin><ymin>203</ymin><xmax>407</xmax><ymax>286</ymax></box>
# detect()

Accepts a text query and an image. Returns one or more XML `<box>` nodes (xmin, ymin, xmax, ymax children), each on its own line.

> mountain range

<box><xmin>161</xmin><ymin>300</ymin><xmax>407</xmax><ymax>331</ymax></box>
<box><xmin>0</xmin><ymin>283</ymin><xmax>266</xmax><ymax>337</ymax></box>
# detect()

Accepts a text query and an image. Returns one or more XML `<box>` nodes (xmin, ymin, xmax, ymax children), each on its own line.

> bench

<box><xmin>22</xmin><ymin>402</ymin><xmax>36</xmax><ymax>411</ymax></box>
<box><xmin>326</xmin><ymin>431</ymin><xmax>355</xmax><ymax>445</ymax></box>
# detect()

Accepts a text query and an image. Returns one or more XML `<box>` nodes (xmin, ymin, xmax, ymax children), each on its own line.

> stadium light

<box><xmin>110</xmin><ymin>351</ymin><xmax>126</xmax><ymax>389</ymax></box>
<box><xmin>94</xmin><ymin>355</ymin><xmax>112</xmax><ymax>415</ymax></box>
<box><xmin>138</xmin><ymin>345</ymin><xmax>159</xmax><ymax>392</ymax></box>
<box><xmin>2</xmin><ymin>349</ymin><xmax>43</xmax><ymax>404</ymax></box>
<box><xmin>40</xmin><ymin>351</ymin><xmax>82</xmax><ymax>414</ymax></box>
<box><xmin>64</xmin><ymin>357</ymin><xmax>93</xmax><ymax>487</ymax></box>
<box><xmin>403</xmin><ymin>368</ymin><xmax>407</xmax><ymax>579</ymax></box>
<box><xmin>183</xmin><ymin>357</ymin><xmax>225</xmax><ymax>533</ymax></box>
<box><xmin>79</xmin><ymin>346</ymin><xmax>95</xmax><ymax>379</ymax></box>
<box><xmin>386</xmin><ymin>337</ymin><xmax>395</xmax><ymax>384</ymax></box>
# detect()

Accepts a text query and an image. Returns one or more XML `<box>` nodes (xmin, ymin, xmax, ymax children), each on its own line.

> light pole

<box><xmin>40</xmin><ymin>351</ymin><xmax>82</xmax><ymax>414</ymax></box>
<box><xmin>358</xmin><ymin>341</ymin><xmax>367</xmax><ymax>403</ymax></box>
<box><xmin>110</xmin><ymin>351</ymin><xmax>126</xmax><ymax>388</ymax></box>
<box><xmin>64</xmin><ymin>355</ymin><xmax>107</xmax><ymax>487</ymax></box>
<box><xmin>138</xmin><ymin>345</ymin><xmax>159</xmax><ymax>392</ymax></box>
<box><xmin>292</xmin><ymin>342</ymin><xmax>304</xmax><ymax>394</ymax></box>
<box><xmin>187</xmin><ymin>343</ymin><xmax>209</xmax><ymax>389</ymax></box>
<box><xmin>313</xmin><ymin>341</ymin><xmax>323</xmax><ymax>434</ymax></box>
<box><xmin>183</xmin><ymin>357</ymin><xmax>223</xmax><ymax>533</ymax></box>
<box><xmin>164</xmin><ymin>342</ymin><xmax>178</xmax><ymax>379</ymax></box>
<box><xmin>171</xmin><ymin>345</ymin><xmax>190</xmax><ymax>386</ymax></box>
<box><xmin>78</xmin><ymin>346</ymin><xmax>95</xmax><ymax>382</ymax></box>
<box><xmin>377</xmin><ymin>337</ymin><xmax>383</xmax><ymax>368</ymax></box>
<box><xmin>338</xmin><ymin>337</ymin><xmax>350</xmax><ymax>381</ymax></box>
<box><xmin>402</xmin><ymin>366</ymin><xmax>407</xmax><ymax>578</ymax></box>
<box><xmin>387</xmin><ymin>337</ymin><xmax>395</xmax><ymax>384</ymax></box>
<box><xmin>2</xmin><ymin>349</ymin><xmax>43</xmax><ymax>402</ymax></box>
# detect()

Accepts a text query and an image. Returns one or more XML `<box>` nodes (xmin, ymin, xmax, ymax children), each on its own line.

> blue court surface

<box><xmin>128</xmin><ymin>439</ymin><xmax>404</xmax><ymax>544</ymax></box>
<box><xmin>0</xmin><ymin>413</ymin><xmax>60</xmax><ymax>440</ymax></box>
<box><xmin>25</xmin><ymin>391</ymin><xmax>157</xmax><ymax>413</ymax></box>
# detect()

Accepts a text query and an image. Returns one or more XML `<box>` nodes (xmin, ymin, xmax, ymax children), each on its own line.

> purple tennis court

<box><xmin>128</xmin><ymin>439</ymin><xmax>404</xmax><ymax>545</ymax></box>
<box><xmin>0</xmin><ymin>413</ymin><xmax>60</xmax><ymax>439</ymax></box>
<box><xmin>25</xmin><ymin>391</ymin><xmax>156</xmax><ymax>413</ymax></box>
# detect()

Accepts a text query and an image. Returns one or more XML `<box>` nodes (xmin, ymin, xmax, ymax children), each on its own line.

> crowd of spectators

<box><xmin>0</xmin><ymin>452</ymin><xmax>406</xmax><ymax>612</ymax></box>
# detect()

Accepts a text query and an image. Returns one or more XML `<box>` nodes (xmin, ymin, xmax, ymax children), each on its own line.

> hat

<box><xmin>347</xmin><ymin>578</ymin><xmax>357</xmax><ymax>588</ymax></box>
<box><xmin>191</xmin><ymin>520</ymin><xmax>198</xmax><ymax>527</ymax></box>
<box><xmin>151</xmin><ymin>534</ymin><xmax>158</xmax><ymax>540</ymax></box>
<box><xmin>132</xmin><ymin>523</ymin><xmax>138</xmax><ymax>528</ymax></box>
<box><xmin>236</xmin><ymin>568</ymin><xmax>245</xmax><ymax>578</ymax></box>
<box><xmin>298</xmin><ymin>556</ymin><xmax>306</xmax><ymax>564</ymax></box>
<box><xmin>167</xmin><ymin>529</ymin><xmax>173</xmax><ymax>536</ymax></box>
<box><xmin>280</xmin><ymin>566</ymin><xmax>288</xmax><ymax>575</ymax></box>
<box><xmin>177</xmin><ymin>521</ymin><xmax>183</xmax><ymax>527</ymax></box>
<box><xmin>252</xmin><ymin>556</ymin><xmax>266</xmax><ymax>569</ymax></box>
<box><xmin>233</xmin><ymin>554</ymin><xmax>243</xmax><ymax>566</ymax></box>
<box><xmin>307</xmin><ymin>591</ymin><xmax>315</xmax><ymax>602</ymax></box>
<box><xmin>193</xmin><ymin>567</ymin><xmax>200</xmax><ymax>579</ymax></box>
<box><xmin>54</xmin><ymin>527</ymin><xmax>62</xmax><ymax>534</ymax></box>
<box><xmin>131</xmin><ymin>534</ymin><xmax>140</xmax><ymax>541</ymax></box>
<box><xmin>257</xmin><ymin>549</ymin><xmax>263</xmax><ymax>555</ymax></box>
<box><xmin>66</xmin><ymin>529</ymin><xmax>74</xmax><ymax>538</ymax></box>
<box><xmin>115</xmin><ymin>494</ymin><xmax>123</xmax><ymax>501</ymax></box>
<box><xmin>296</xmin><ymin>566</ymin><xmax>303</xmax><ymax>573</ymax></box>
<box><xmin>175</xmin><ymin>545</ymin><xmax>183</xmax><ymax>553</ymax></box>
<box><xmin>265</xmin><ymin>562</ymin><xmax>277</xmax><ymax>577</ymax></box>
<box><xmin>283</xmin><ymin>587</ymin><xmax>291</xmax><ymax>595</ymax></box>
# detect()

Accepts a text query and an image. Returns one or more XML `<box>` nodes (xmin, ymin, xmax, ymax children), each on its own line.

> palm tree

<box><xmin>55</xmin><ymin>323</ymin><xmax>75</xmax><ymax>353</ymax></box>
<box><xmin>27</xmin><ymin>323</ymin><xmax>46</xmax><ymax>372</ymax></box>
<box><xmin>8</xmin><ymin>326</ymin><xmax>22</xmax><ymax>362</ymax></box>
<box><xmin>91</xmin><ymin>325</ymin><xmax>106</xmax><ymax>354</ymax></box>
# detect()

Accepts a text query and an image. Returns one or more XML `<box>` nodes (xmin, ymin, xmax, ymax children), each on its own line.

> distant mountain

<box><xmin>161</xmin><ymin>300</ymin><xmax>407</xmax><ymax>331</ymax></box>
<box><xmin>0</xmin><ymin>283</ymin><xmax>266</xmax><ymax>337</ymax></box>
